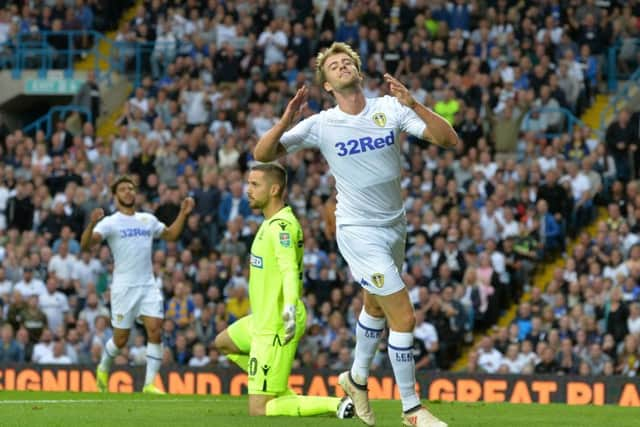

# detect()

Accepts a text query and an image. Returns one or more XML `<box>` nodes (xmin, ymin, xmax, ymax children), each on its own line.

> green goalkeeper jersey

<box><xmin>248</xmin><ymin>205</ymin><xmax>303</xmax><ymax>335</ymax></box>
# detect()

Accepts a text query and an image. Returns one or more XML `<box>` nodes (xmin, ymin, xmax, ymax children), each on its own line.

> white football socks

<box><xmin>388</xmin><ymin>330</ymin><xmax>421</xmax><ymax>412</ymax></box>
<box><xmin>98</xmin><ymin>338</ymin><xmax>120</xmax><ymax>372</ymax></box>
<box><xmin>350</xmin><ymin>310</ymin><xmax>386</xmax><ymax>386</ymax></box>
<box><xmin>145</xmin><ymin>342</ymin><xmax>163</xmax><ymax>386</ymax></box>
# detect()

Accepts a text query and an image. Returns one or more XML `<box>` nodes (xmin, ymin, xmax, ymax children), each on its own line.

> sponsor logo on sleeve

<box><xmin>279</xmin><ymin>232</ymin><xmax>291</xmax><ymax>247</ymax></box>
<box><xmin>250</xmin><ymin>253</ymin><xmax>263</xmax><ymax>268</ymax></box>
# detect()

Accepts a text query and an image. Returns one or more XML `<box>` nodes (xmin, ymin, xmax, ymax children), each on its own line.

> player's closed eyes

<box><xmin>329</xmin><ymin>59</ymin><xmax>353</xmax><ymax>70</ymax></box>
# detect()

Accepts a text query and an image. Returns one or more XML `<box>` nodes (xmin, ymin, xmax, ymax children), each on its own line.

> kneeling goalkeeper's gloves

<box><xmin>282</xmin><ymin>304</ymin><xmax>296</xmax><ymax>345</ymax></box>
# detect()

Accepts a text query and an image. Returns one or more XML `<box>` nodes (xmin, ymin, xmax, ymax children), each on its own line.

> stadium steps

<box><xmin>74</xmin><ymin>2</ymin><xmax>142</xmax><ymax>136</ymax></box>
<box><xmin>581</xmin><ymin>94</ymin><xmax>613</xmax><ymax>130</ymax></box>
<box><xmin>96</xmin><ymin>78</ymin><xmax>132</xmax><ymax>138</ymax></box>
<box><xmin>450</xmin><ymin>93</ymin><xmax>611</xmax><ymax>372</ymax></box>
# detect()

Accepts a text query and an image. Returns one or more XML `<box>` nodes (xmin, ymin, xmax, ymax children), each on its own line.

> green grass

<box><xmin>0</xmin><ymin>391</ymin><xmax>637</xmax><ymax>426</ymax></box>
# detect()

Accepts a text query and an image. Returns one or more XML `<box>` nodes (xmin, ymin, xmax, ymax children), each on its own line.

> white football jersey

<box><xmin>94</xmin><ymin>212</ymin><xmax>166</xmax><ymax>289</ymax></box>
<box><xmin>281</xmin><ymin>96</ymin><xmax>426</xmax><ymax>226</ymax></box>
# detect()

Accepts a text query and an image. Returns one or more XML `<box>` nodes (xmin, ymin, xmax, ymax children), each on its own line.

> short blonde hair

<box><xmin>315</xmin><ymin>42</ymin><xmax>362</xmax><ymax>87</ymax></box>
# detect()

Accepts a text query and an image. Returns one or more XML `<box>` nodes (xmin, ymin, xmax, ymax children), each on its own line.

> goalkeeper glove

<box><xmin>282</xmin><ymin>304</ymin><xmax>296</xmax><ymax>345</ymax></box>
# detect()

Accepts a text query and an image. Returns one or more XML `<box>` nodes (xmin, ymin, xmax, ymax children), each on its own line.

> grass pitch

<box><xmin>0</xmin><ymin>391</ymin><xmax>637</xmax><ymax>426</ymax></box>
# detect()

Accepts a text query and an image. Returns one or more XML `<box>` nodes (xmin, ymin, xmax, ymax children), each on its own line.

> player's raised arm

<box><xmin>80</xmin><ymin>208</ymin><xmax>105</xmax><ymax>251</ymax></box>
<box><xmin>384</xmin><ymin>73</ymin><xmax>460</xmax><ymax>150</ymax></box>
<box><xmin>160</xmin><ymin>197</ymin><xmax>195</xmax><ymax>241</ymax></box>
<box><xmin>254</xmin><ymin>86</ymin><xmax>308</xmax><ymax>162</ymax></box>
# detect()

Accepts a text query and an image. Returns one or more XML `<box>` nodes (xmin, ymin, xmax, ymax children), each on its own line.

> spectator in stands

<box><xmin>38</xmin><ymin>338</ymin><xmax>72</xmax><ymax>365</ymax></box>
<box><xmin>477</xmin><ymin>336</ymin><xmax>502</xmax><ymax>374</ymax></box>
<box><xmin>499</xmin><ymin>343</ymin><xmax>525</xmax><ymax>374</ymax></box>
<box><xmin>225</xmin><ymin>285</ymin><xmax>249</xmax><ymax>320</ymax></box>
<box><xmin>605</xmin><ymin>109</ymin><xmax>635</xmax><ymax>182</ymax></box>
<box><xmin>536</xmin><ymin>199</ymin><xmax>562</xmax><ymax>256</ymax></box>
<box><xmin>128</xmin><ymin>334</ymin><xmax>146</xmax><ymax>366</ymax></box>
<box><xmin>173</xmin><ymin>333</ymin><xmax>192</xmax><ymax>366</ymax></box>
<box><xmin>188</xmin><ymin>342</ymin><xmax>210</xmax><ymax>367</ymax></box>
<box><xmin>535</xmin><ymin>346</ymin><xmax>560</xmax><ymax>374</ymax></box>
<box><xmin>218</xmin><ymin>180</ymin><xmax>251</xmax><ymax>226</ymax></box>
<box><xmin>0</xmin><ymin>323</ymin><xmax>24</xmax><ymax>362</ymax></box>
<box><xmin>414</xmin><ymin>309</ymin><xmax>438</xmax><ymax>366</ymax></box>
<box><xmin>38</xmin><ymin>276</ymin><xmax>69</xmax><ymax>333</ymax></box>
<box><xmin>72</xmin><ymin>70</ymin><xmax>100</xmax><ymax>126</ymax></box>
<box><xmin>31</xmin><ymin>327</ymin><xmax>53</xmax><ymax>362</ymax></box>
<box><xmin>165</xmin><ymin>281</ymin><xmax>195</xmax><ymax>330</ymax></box>
<box><xmin>14</xmin><ymin>266</ymin><xmax>46</xmax><ymax>299</ymax></box>
<box><xmin>616</xmin><ymin>334</ymin><xmax>640</xmax><ymax>376</ymax></box>
<box><xmin>78</xmin><ymin>291</ymin><xmax>109</xmax><ymax>333</ymax></box>
<box><xmin>48</xmin><ymin>241</ymin><xmax>77</xmax><ymax>288</ymax></box>
<box><xmin>21</xmin><ymin>294</ymin><xmax>47</xmax><ymax>343</ymax></box>
<box><xmin>6</xmin><ymin>181</ymin><xmax>34</xmax><ymax>232</ymax></box>
<box><xmin>52</xmin><ymin>225</ymin><xmax>81</xmax><ymax>255</ymax></box>
<box><xmin>583</xmin><ymin>343</ymin><xmax>612</xmax><ymax>376</ymax></box>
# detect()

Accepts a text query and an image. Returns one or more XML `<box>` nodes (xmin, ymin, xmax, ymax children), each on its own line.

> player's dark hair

<box><xmin>251</xmin><ymin>163</ymin><xmax>287</xmax><ymax>197</ymax></box>
<box><xmin>111</xmin><ymin>175</ymin><xmax>136</xmax><ymax>194</ymax></box>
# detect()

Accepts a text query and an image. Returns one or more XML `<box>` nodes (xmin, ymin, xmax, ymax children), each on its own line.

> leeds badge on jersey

<box><xmin>372</xmin><ymin>112</ymin><xmax>386</xmax><ymax>127</ymax></box>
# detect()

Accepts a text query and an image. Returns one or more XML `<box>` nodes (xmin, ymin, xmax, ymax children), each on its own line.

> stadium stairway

<box><xmin>451</xmin><ymin>93</ymin><xmax>611</xmax><ymax>371</ymax></box>
<box><xmin>74</xmin><ymin>2</ymin><xmax>142</xmax><ymax>138</ymax></box>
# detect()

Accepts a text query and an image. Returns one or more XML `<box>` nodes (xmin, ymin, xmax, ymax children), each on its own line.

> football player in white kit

<box><xmin>254</xmin><ymin>42</ymin><xmax>458</xmax><ymax>427</ymax></box>
<box><xmin>80</xmin><ymin>175</ymin><xmax>194</xmax><ymax>394</ymax></box>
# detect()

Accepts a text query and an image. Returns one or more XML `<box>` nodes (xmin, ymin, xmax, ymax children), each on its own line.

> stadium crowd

<box><xmin>0</xmin><ymin>0</ymin><xmax>134</xmax><ymax>60</ymax></box>
<box><xmin>0</xmin><ymin>0</ymin><xmax>639</xmax><ymax>378</ymax></box>
<box><xmin>1</xmin><ymin>0</ymin><xmax>136</xmax><ymax>33</ymax></box>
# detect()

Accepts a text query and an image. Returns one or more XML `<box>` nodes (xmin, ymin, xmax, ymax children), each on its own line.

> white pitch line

<box><xmin>0</xmin><ymin>399</ymin><xmax>236</xmax><ymax>404</ymax></box>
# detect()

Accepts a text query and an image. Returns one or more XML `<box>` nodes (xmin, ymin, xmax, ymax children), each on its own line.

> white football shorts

<box><xmin>110</xmin><ymin>285</ymin><xmax>164</xmax><ymax>329</ymax></box>
<box><xmin>336</xmin><ymin>220</ymin><xmax>406</xmax><ymax>296</ymax></box>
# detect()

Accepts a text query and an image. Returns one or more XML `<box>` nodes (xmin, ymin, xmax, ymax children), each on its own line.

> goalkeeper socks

<box><xmin>98</xmin><ymin>338</ymin><xmax>120</xmax><ymax>371</ymax></box>
<box><xmin>350</xmin><ymin>309</ymin><xmax>386</xmax><ymax>386</ymax></box>
<box><xmin>145</xmin><ymin>342</ymin><xmax>163</xmax><ymax>386</ymax></box>
<box><xmin>265</xmin><ymin>395</ymin><xmax>341</xmax><ymax>416</ymax></box>
<box><xmin>227</xmin><ymin>354</ymin><xmax>250</xmax><ymax>372</ymax></box>
<box><xmin>388</xmin><ymin>330</ymin><xmax>421</xmax><ymax>412</ymax></box>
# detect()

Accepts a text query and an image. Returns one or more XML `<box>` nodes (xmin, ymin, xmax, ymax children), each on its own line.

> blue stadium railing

<box><xmin>7</xmin><ymin>31</ymin><xmax>116</xmax><ymax>83</ymax></box>
<box><xmin>521</xmin><ymin>107</ymin><xmax>587</xmax><ymax>139</ymax></box>
<box><xmin>2</xmin><ymin>30</ymin><xmax>637</xmax><ymax>93</ymax></box>
<box><xmin>599</xmin><ymin>66</ymin><xmax>640</xmax><ymax>136</ymax></box>
<box><xmin>4</xmin><ymin>31</ymin><xmax>172</xmax><ymax>88</ymax></box>
<box><xmin>607</xmin><ymin>38</ymin><xmax>640</xmax><ymax>92</ymax></box>
<box><xmin>22</xmin><ymin>105</ymin><xmax>92</xmax><ymax>138</ymax></box>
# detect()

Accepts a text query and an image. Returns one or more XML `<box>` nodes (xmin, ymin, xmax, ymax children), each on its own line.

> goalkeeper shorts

<box><xmin>228</xmin><ymin>306</ymin><xmax>306</xmax><ymax>395</ymax></box>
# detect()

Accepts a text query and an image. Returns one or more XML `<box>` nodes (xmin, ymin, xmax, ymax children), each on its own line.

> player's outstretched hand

<box><xmin>384</xmin><ymin>73</ymin><xmax>416</xmax><ymax>108</ymax></box>
<box><xmin>282</xmin><ymin>304</ymin><xmax>296</xmax><ymax>345</ymax></box>
<box><xmin>90</xmin><ymin>208</ymin><xmax>104</xmax><ymax>224</ymax></box>
<box><xmin>281</xmin><ymin>86</ymin><xmax>308</xmax><ymax>128</ymax></box>
<box><xmin>181</xmin><ymin>197</ymin><xmax>195</xmax><ymax>215</ymax></box>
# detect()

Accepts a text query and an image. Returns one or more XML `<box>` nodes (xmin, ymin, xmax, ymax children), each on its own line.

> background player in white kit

<box><xmin>254</xmin><ymin>42</ymin><xmax>458</xmax><ymax>427</ymax></box>
<box><xmin>80</xmin><ymin>175</ymin><xmax>194</xmax><ymax>394</ymax></box>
